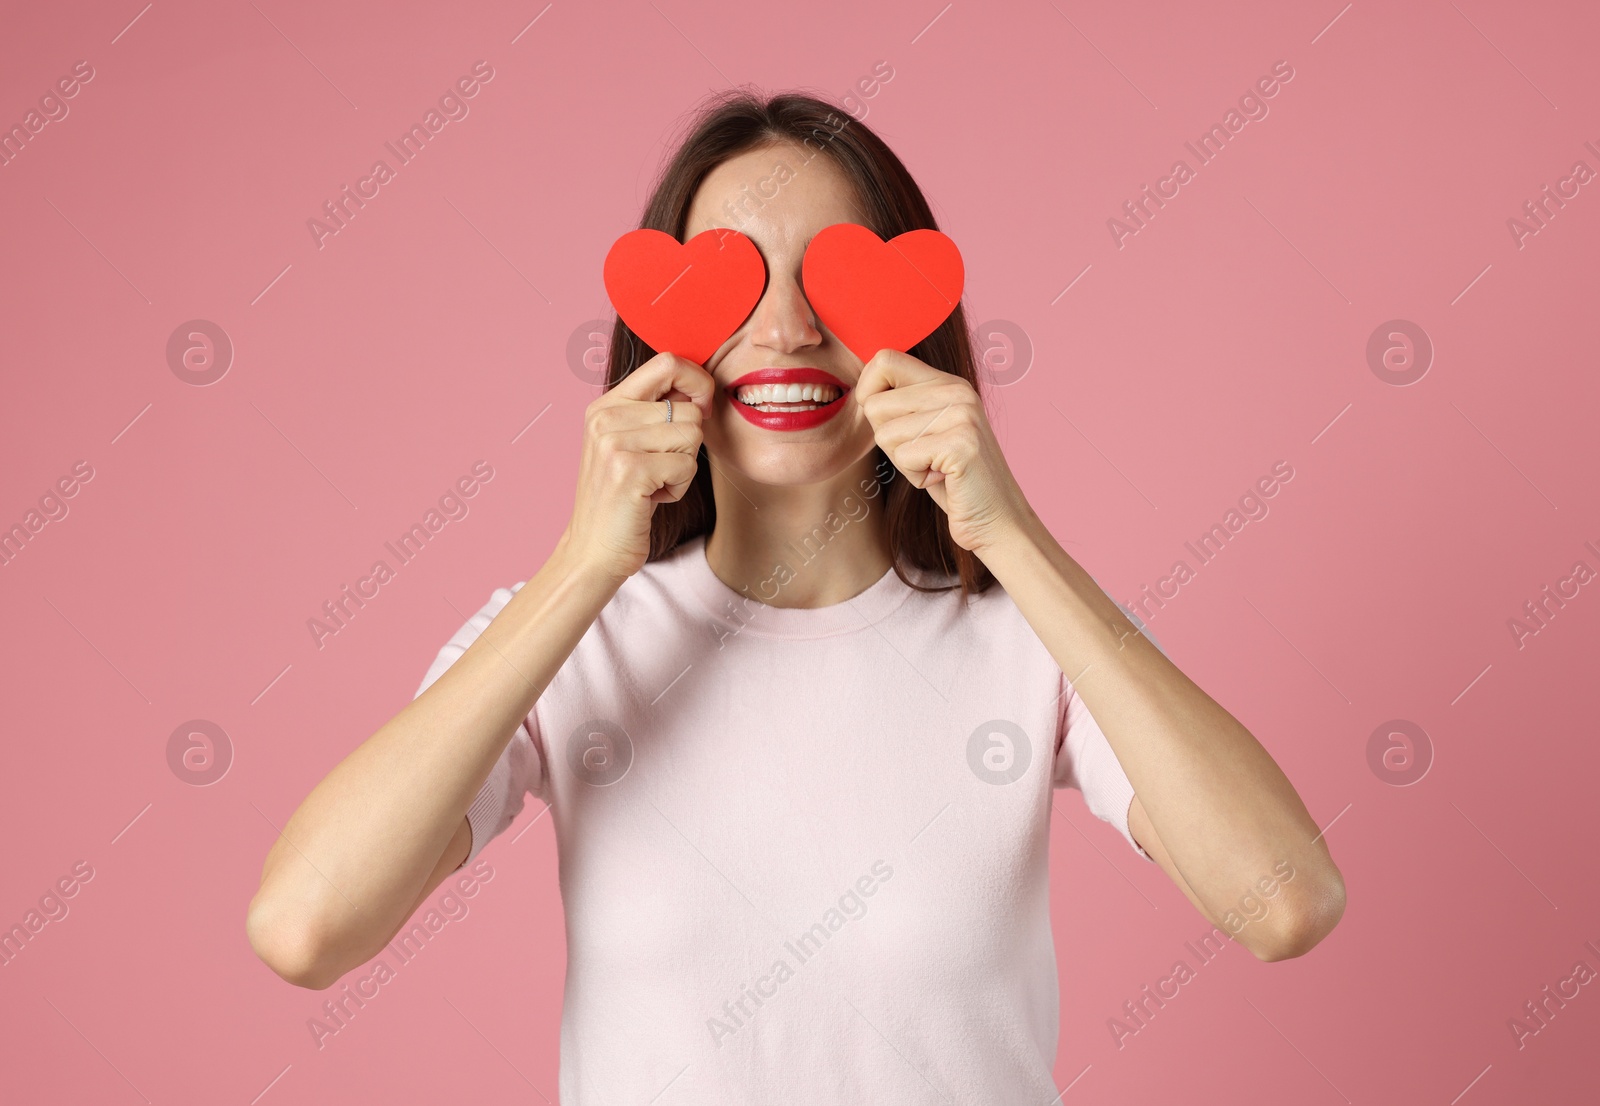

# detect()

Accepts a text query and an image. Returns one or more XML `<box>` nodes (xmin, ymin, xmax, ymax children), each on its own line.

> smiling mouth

<box><xmin>730</xmin><ymin>383</ymin><xmax>848</xmax><ymax>414</ymax></box>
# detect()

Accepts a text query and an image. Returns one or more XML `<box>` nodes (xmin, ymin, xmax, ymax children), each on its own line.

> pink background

<box><xmin>4</xmin><ymin>0</ymin><xmax>1597</xmax><ymax>1102</ymax></box>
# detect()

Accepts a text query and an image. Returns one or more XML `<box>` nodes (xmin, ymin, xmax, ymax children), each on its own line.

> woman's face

<box><xmin>684</xmin><ymin>141</ymin><xmax>880</xmax><ymax>489</ymax></box>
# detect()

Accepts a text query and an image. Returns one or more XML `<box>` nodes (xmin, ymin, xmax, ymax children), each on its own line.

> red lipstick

<box><xmin>726</xmin><ymin>367</ymin><xmax>850</xmax><ymax>432</ymax></box>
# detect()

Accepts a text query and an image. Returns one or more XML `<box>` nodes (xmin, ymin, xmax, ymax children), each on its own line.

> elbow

<box><xmin>1249</xmin><ymin>869</ymin><xmax>1347</xmax><ymax>963</ymax></box>
<box><xmin>247</xmin><ymin>893</ymin><xmax>343</xmax><ymax>990</ymax></box>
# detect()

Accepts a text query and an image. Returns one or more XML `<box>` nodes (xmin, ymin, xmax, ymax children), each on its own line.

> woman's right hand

<box><xmin>560</xmin><ymin>352</ymin><xmax>716</xmax><ymax>584</ymax></box>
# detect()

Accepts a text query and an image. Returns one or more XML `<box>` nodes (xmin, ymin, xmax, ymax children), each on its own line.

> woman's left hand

<box><xmin>853</xmin><ymin>349</ymin><xmax>1034</xmax><ymax>556</ymax></box>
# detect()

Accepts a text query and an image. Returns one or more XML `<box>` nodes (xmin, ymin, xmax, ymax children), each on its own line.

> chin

<box><xmin>708</xmin><ymin>428</ymin><xmax>877</xmax><ymax>489</ymax></box>
<box><xmin>724</xmin><ymin>447</ymin><xmax>855</xmax><ymax>488</ymax></box>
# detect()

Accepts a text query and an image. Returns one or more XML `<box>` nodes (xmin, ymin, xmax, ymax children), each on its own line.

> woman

<box><xmin>248</xmin><ymin>90</ymin><xmax>1346</xmax><ymax>1102</ymax></box>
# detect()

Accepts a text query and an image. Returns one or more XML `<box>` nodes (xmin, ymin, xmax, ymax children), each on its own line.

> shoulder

<box><xmin>897</xmin><ymin>568</ymin><xmax>1055</xmax><ymax>666</ymax></box>
<box><xmin>904</xmin><ymin>568</ymin><xmax>1026</xmax><ymax>626</ymax></box>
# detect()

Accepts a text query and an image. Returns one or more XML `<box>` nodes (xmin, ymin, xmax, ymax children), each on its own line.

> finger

<box><xmin>611</xmin><ymin>352</ymin><xmax>717</xmax><ymax>417</ymax></box>
<box><xmin>871</xmin><ymin>404</ymin><xmax>968</xmax><ymax>453</ymax></box>
<box><xmin>852</xmin><ymin>349</ymin><xmax>945</xmax><ymax>405</ymax></box>
<box><xmin>633</xmin><ymin>450</ymin><xmax>701</xmax><ymax>502</ymax></box>
<box><xmin>889</xmin><ymin>428</ymin><xmax>965</xmax><ymax>489</ymax></box>
<box><xmin>859</xmin><ymin>382</ymin><xmax>973</xmax><ymax>425</ymax></box>
<box><xmin>606</xmin><ymin>418</ymin><xmax>704</xmax><ymax>457</ymax></box>
<box><xmin>654</xmin><ymin>398</ymin><xmax>703</xmax><ymax>445</ymax></box>
<box><xmin>593</xmin><ymin>395</ymin><xmax>703</xmax><ymax>434</ymax></box>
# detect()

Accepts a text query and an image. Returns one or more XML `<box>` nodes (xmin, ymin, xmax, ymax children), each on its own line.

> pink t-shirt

<box><xmin>414</xmin><ymin>533</ymin><xmax>1151</xmax><ymax>1103</ymax></box>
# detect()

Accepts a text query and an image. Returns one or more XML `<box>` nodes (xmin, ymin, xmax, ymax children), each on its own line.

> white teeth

<box><xmin>734</xmin><ymin>382</ymin><xmax>842</xmax><ymax>406</ymax></box>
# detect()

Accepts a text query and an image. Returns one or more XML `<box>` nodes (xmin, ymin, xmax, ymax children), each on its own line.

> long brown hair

<box><xmin>605</xmin><ymin>88</ymin><xmax>995</xmax><ymax>598</ymax></box>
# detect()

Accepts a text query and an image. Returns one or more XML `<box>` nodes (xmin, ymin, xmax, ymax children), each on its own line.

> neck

<box><xmin>704</xmin><ymin>452</ymin><xmax>894</xmax><ymax>609</ymax></box>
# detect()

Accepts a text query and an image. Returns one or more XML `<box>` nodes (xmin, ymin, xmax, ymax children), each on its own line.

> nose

<box><xmin>745</xmin><ymin>271</ymin><xmax>823</xmax><ymax>354</ymax></box>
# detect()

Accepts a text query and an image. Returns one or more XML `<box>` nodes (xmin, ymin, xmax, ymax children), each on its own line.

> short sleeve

<box><xmin>412</xmin><ymin>584</ymin><xmax>548</xmax><ymax>869</ymax></box>
<box><xmin>1052</xmin><ymin>669</ymin><xmax>1154</xmax><ymax>862</ymax></box>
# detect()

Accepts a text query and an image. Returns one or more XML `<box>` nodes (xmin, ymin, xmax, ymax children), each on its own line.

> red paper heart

<box><xmin>602</xmin><ymin>228</ymin><xmax>765</xmax><ymax>366</ymax></box>
<box><xmin>801</xmin><ymin>224</ymin><xmax>964</xmax><ymax>364</ymax></box>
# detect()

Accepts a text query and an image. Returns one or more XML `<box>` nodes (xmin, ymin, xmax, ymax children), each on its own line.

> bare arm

<box><xmin>244</xmin><ymin>353</ymin><xmax>714</xmax><ymax>990</ymax></box>
<box><xmin>850</xmin><ymin>350</ymin><xmax>1345</xmax><ymax>963</ymax></box>
<box><xmin>245</xmin><ymin>539</ymin><xmax>619</xmax><ymax>989</ymax></box>
<box><xmin>993</xmin><ymin>512</ymin><xmax>1346</xmax><ymax>962</ymax></box>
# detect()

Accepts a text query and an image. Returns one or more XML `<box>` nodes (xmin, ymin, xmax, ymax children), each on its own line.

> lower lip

<box><xmin>729</xmin><ymin>392</ymin><xmax>849</xmax><ymax>431</ymax></box>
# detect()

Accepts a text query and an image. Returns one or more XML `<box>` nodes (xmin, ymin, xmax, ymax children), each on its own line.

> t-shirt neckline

<box><xmin>665</xmin><ymin>533</ymin><xmax>919</xmax><ymax>639</ymax></box>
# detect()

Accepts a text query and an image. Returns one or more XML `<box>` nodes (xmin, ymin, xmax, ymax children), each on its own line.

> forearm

<box><xmin>981</xmin><ymin>510</ymin><xmax>1344</xmax><ymax>953</ymax></box>
<box><xmin>248</xmin><ymin>536</ymin><xmax>618</xmax><ymax>984</ymax></box>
